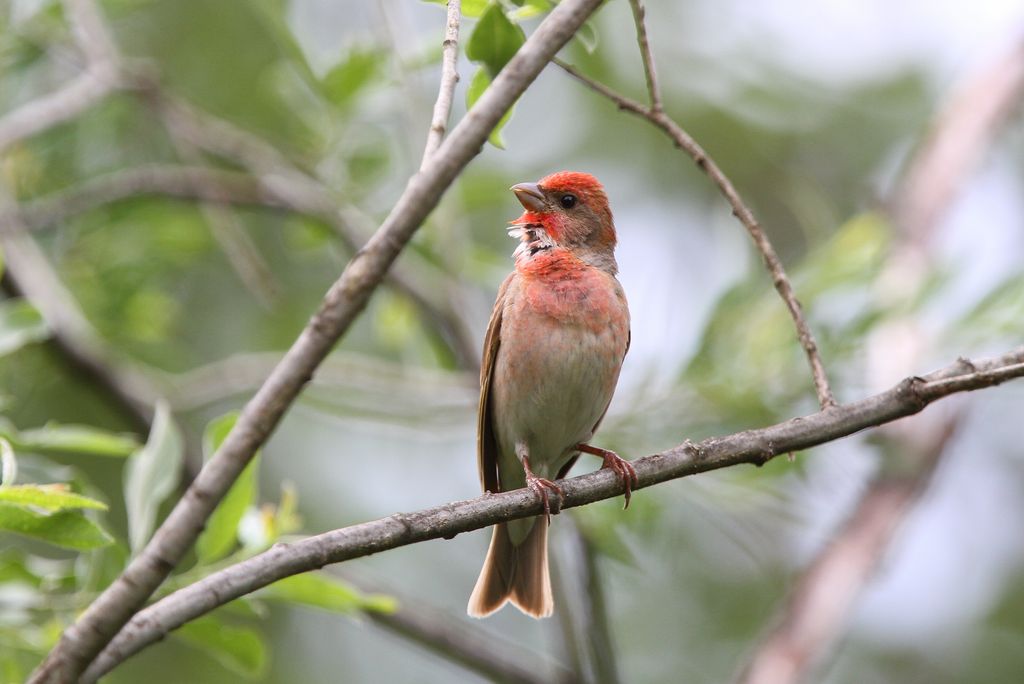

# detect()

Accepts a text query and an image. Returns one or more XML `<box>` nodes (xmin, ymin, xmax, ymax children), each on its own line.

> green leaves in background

<box><xmin>466</xmin><ymin>2</ymin><xmax>526</xmax><ymax>79</ymax></box>
<box><xmin>464</xmin><ymin>1</ymin><xmax>526</xmax><ymax>148</ymax></box>
<box><xmin>124</xmin><ymin>401</ymin><xmax>183</xmax><ymax>552</ymax></box>
<box><xmin>5</xmin><ymin>422</ymin><xmax>139</xmax><ymax>458</ymax></box>
<box><xmin>263</xmin><ymin>572</ymin><xmax>397</xmax><ymax>614</ymax></box>
<box><xmin>322</xmin><ymin>46</ymin><xmax>384</xmax><ymax>109</ymax></box>
<box><xmin>175</xmin><ymin>614</ymin><xmax>266</xmax><ymax>679</ymax></box>
<box><xmin>196</xmin><ymin>412</ymin><xmax>259</xmax><ymax>564</ymax></box>
<box><xmin>467</xmin><ymin>69</ymin><xmax>515</xmax><ymax>149</ymax></box>
<box><xmin>0</xmin><ymin>484</ymin><xmax>106</xmax><ymax>511</ymax></box>
<box><xmin>0</xmin><ymin>299</ymin><xmax>48</xmax><ymax>357</ymax></box>
<box><xmin>424</xmin><ymin>0</ymin><xmax>491</xmax><ymax>18</ymax></box>
<box><xmin>0</xmin><ymin>479</ymin><xmax>111</xmax><ymax>549</ymax></box>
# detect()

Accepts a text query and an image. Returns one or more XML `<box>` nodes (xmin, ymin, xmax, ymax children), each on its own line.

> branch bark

<box><xmin>29</xmin><ymin>1</ymin><xmax>605</xmax><ymax>680</ymax></box>
<box><xmin>80</xmin><ymin>347</ymin><xmax>1024</xmax><ymax>680</ymax></box>
<box><xmin>420</xmin><ymin>0</ymin><xmax>462</xmax><ymax>167</ymax></box>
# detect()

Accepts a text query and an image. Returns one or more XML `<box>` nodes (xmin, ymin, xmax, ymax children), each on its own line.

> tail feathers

<box><xmin>467</xmin><ymin>520</ymin><xmax>552</xmax><ymax>618</ymax></box>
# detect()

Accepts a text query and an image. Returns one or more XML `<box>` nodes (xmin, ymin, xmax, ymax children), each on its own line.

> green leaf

<box><xmin>0</xmin><ymin>299</ymin><xmax>48</xmax><ymax>357</ymax></box>
<box><xmin>14</xmin><ymin>423</ymin><xmax>139</xmax><ymax>458</ymax></box>
<box><xmin>0</xmin><ymin>437</ymin><xmax>15</xmax><ymax>487</ymax></box>
<box><xmin>423</xmin><ymin>0</ymin><xmax>490</xmax><ymax>18</ymax></box>
<box><xmin>0</xmin><ymin>503</ymin><xmax>113</xmax><ymax>550</ymax></box>
<box><xmin>465</xmin><ymin>2</ymin><xmax>525</xmax><ymax>79</ymax></box>
<box><xmin>0</xmin><ymin>485</ymin><xmax>107</xmax><ymax>511</ymax></box>
<box><xmin>466</xmin><ymin>68</ymin><xmax>514</xmax><ymax>149</ymax></box>
<box><xmin>574</xmin><ymin>19</ymin><xmax>599</xmax><ymax>53</ymax></box>
<box><xmin>262</xmin><ymin>572</ymin><xmax>397</xmax><ymax>614</ymax></box>
<box><xmin>124</xmin><ymin>401</ymin><xmax>183</xmax><ymax>552</ymax></box>
<box><xmin>175</xmin><ymin>614</ymin><xmax>266</xmax><ymax>678</ymax></box>
<box><xmin>321</xmin><ymin>46</ymin><xmax>382</xmax><ymax>108</ymax></box>
<box><xmin>196</xmin><ymin>413</ymin><xmax>258</xmax><ymax>564</ymax></box>
<box><xmin>511</xmin><ymin>0</ymin><xmax>552</xmax><ymax>20</ymax></box>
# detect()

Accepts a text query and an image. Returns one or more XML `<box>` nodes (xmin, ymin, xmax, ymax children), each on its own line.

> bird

<box><xmin>468</xmin><ymin>171</ymin><xmax>636</xmax><ymax>619</ymax></box>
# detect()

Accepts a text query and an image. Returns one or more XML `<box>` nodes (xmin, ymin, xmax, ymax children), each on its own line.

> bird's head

<box><xmin>508</xmin><ymin>171</ymin><xmax>617</xmax><ymax>271</ymax></box>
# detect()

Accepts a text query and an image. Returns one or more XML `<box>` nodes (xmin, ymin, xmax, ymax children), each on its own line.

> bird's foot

<box><xmin>522</xmin><ymin>457</ymin><xmax>563</xmax><ymax>524</ymax></box>
<box><xmin>575</xmin><ymin>443</ymin><xmax>638</xmax><ymax>509</ymax></box>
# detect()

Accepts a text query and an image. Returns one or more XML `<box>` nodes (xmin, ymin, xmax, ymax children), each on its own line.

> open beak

<box><xmin>510</xmin><ymin>182</ymin><xmax>546</xmax><ymax>212</ymax></box>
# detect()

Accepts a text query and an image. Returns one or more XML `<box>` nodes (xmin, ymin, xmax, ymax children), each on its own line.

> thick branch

<box><xmin>30</xmin><ymin>2</ymin><xmax>604</xmax><ymax>681</ymax></box>
<box><xmin>81</xmin><ymin>348</ymin><xmax>1024</xmax><ymax>680</ymax></box>
<box><xmin>420</xmin><ymin>0</ymin><xmax>462</xmax><ymax>167</ymax></box>
<box><xmin>553</xmin><ymin>58</ymin><xmax>835</xmax><ymax>410</ymax></box>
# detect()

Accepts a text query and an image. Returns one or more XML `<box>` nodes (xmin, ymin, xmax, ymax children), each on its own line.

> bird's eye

<box><xmin>559</xmin><ymin>193</ymin><xmax>578</xmax><ymax>209</ymax></box>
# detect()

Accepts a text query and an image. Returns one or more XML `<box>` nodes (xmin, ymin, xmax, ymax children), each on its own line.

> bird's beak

<box><xmin>510</xmin><ymin>182</ymin><xmax>546</xmax><ymax>212</ymax></box>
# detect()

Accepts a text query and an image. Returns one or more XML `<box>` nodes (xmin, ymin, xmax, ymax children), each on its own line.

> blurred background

<box><xmin>2</xmin><ymin>0</ymin><xmax>1024</xmax><ymax>682</ymax></box>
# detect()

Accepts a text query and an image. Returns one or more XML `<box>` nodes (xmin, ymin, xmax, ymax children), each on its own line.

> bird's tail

<box><xmin>467</xmin><ymin>519</ymin><xmax>552</xmax><ymax>618</ymax></box>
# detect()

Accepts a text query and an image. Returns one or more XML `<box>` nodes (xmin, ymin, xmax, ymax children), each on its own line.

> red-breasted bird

<box><xmin>468</xmin><ymin>171</ymin><xmax>636</xmax><ymax>618</ymax></box>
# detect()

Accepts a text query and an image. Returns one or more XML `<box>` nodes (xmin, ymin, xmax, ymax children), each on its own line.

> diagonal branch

<box><xmin>29</xmin><ymin>1</ymin><xmax>605</xmax><ymax>680</ymax></box>
<box><xmin>553</xmin><ymin>50</ymin><xmax>835</xmax><ymax>411</ymax></box>
<box><xmin>420</xmin><ymin>0</ymin><xmax>462</xmax><ymax>167</ymax></box>
<box><xmin>80</xmin><ymin>347</ymin><xmax>1024</xmax><ymax>680</ymax></box>
<box><xmin>627</xmin><ymin>0</ymin><xmax>662</xmax><ymax>113</ymax></box>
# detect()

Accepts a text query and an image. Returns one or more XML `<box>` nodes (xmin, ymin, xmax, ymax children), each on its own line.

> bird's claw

<box><xmin>576</xmin><ymin>443</ymin><xmax>638</xmax><ymax>509</ymax></box>
<box><xmin>526</xmin><ymin>474</ymin><xmax>564</xmax><ymax>524</ymax></box>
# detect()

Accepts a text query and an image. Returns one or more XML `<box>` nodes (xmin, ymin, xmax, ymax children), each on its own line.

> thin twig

<box><xmin>30</xmin><ymin>2</ymin><xmax>605</xmax><ymax>680</ymax></box>
<box><xmin>161</xmin><ymin>119</ymin><xmax>279</xmax><ymax>307</ymax></box>
<box><xmin>627</xmin><ymin>0</ymin><xmax>662</xmax><ymax>113</ymax></box>
<box><xmin>12</xmin><ymin>165</ymin><xmax>327</xmax><ymax>229</ymax></box>
<box><xmin>0</xmin><ymin>71</ymin><xmax>116</xmax><ymax>154</ymax></box>
<box><xmin>62</xmin><ymin>0</ymin><xmax>119</xmax><ymax>70</ymax></box>
<box><xmin>0</xmin><ymin>188</ymin><xmax>156</xmax><ymax>432</ymax></box>
<box><xmin>420</xmin><ymin>0</ymin><xmax>462</xmax><ymax>167</ymax></box>
<box><xmin>0</xmin><ymin>0</ymin><xmax>121</xmax><ymax>154</ymax></box>
<box><xmin>80</xmin><ymin>347</ymin><xmax>1024</xmax><ymax>680</ymax></box>
<box><xmin>553</xmin><ymin>57</ymin><xmax>836</xmax><ymax>409</ymax></box>
<box><xmin>10</xmin><ymin>161</ymin><xmax>482</xmax><ymax>369</ymax></box>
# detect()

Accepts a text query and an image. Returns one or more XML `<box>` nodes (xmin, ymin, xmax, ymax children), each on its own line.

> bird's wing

<box><xmin>477</xmin><ymin>273</ymin><xmax>515</xmax><ymax>494</ymax></box>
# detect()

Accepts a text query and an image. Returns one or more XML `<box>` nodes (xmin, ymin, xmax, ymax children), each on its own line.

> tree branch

<box><xmin>80</xmin><ymin>347</ymin><xmax>1024</xmax><ymax>680</ymax></box>
<box><xmin>552</xmin><ymin>53</ymin><xmax>835</xmax><ymax>410</ymax></box>
<box><xmin>627</xmin><ymin>0</ymin><xmax>662</xmax><ymax>114</ymax></box>
<box><xmin>29</xmin><ymin>1</ymin><xmax>605</xmax><ymax>680</ymax></box>
<box><xmin>420</xmin><ymin>0</ymin><xmax>462</xmax><ymax>167</ymax></box>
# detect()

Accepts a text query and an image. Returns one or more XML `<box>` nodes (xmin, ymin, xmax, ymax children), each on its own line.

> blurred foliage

<box><xmin>1</xmin><ymin>0</ymin><xmax>1023</xmax><ymax>682</ymax></box>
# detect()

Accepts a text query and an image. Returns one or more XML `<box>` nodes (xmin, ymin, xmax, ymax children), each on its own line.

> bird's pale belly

<box><xmin>490</xmin><ymin>306</ymin><xmax>627</xmax><ymax>490</ymax></box>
